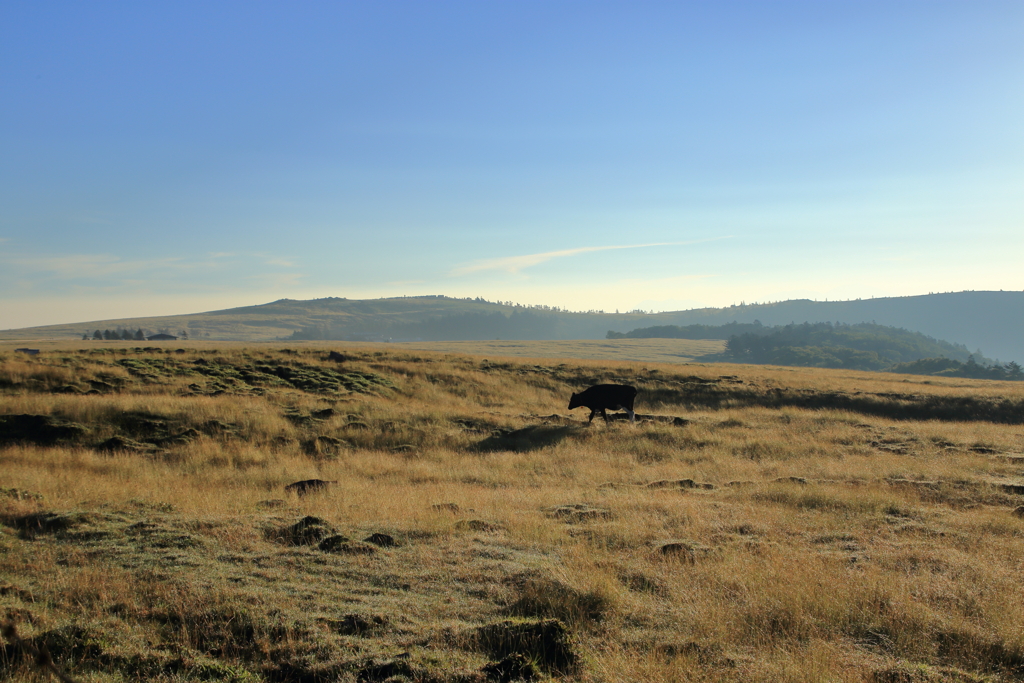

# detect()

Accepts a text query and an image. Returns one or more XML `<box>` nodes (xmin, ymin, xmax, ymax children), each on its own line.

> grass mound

<box><xmin>472</xmin><ymin>618</ymin><xmax>578</xmax><ymax>674</ymax></box>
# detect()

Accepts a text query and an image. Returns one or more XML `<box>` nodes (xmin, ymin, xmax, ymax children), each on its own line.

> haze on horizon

<box><xmin>2</xmin><ymin>1</ymin><xmax>1022</xmax><ymax>330</ymax></box>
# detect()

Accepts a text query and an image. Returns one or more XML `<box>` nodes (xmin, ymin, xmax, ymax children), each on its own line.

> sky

<box><xmin>2</xmin><ymin>1</ymin><xmax>1022</xmax><ymax>329</ymax></box>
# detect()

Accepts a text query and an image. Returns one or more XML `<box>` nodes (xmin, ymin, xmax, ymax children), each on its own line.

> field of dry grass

<box><xmin>2</xmin><ymin>342</ymin><xmax>1024</xmax><ymax>682</ymax></box>
<box><xmin>391</xmin><ymin>339</ymin><xmax>725</xmax><ymax>364</ymax></box>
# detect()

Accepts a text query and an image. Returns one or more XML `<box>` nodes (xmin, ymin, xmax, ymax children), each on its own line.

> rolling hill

<box><xmin>2</xmin><ymin>291</ymin><xmax>1022</xmax><ymax>362</ymax></box>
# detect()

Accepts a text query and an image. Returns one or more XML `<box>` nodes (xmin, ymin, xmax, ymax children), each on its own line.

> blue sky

<box><xmin>2</xmin><ymin>1</ymin><xmax>1022</xmax><ymax>328</ymax></box>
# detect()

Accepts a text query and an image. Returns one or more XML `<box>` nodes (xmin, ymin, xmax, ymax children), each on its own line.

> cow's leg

<box><xmin>613</xmin><ymin>403</ymin><xmax>636</xmax><ymax>423</ymax></box>
<box><xmin>600</xmin><ymin>407</ymin><xmax>610</xmax><ymax>423</ymax></box>
<box><xmin>588</xmin><ymin>409</ymin><xmax>597</xmax><ymax>423</ymax></box>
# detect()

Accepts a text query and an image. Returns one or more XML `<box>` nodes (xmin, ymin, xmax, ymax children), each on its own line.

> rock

<box><xmin>647</xmin><ymin>479</ymin><xmax>715</xmax><ymax>490</ymax></box>
<box><xmin>546</xmin><ymin>504</ymin><xmax>613</xmax><ymax>522</ymax></box>
<box><xmin>284</xmin><ymin>479</ymin><xmax>337</xmax><ymax>495</ymax></box>
<box><xmin>1001</xmin><ymin>483</ymin><xmax>1024</xmax><ymax>495</ymax></box>
<box><xmin>272</xmin><ymin>516</ymin><xmax>336</xmax><ymax>546</ymax></box>
<box><xmin>431</xmin><ymin>502</ymin><xmax>460</xmax><ymax>513</ymax></box>
<box><xmin>327</xmin><ymin>351</ymin><xmax>347</xmax><ymax>362</ymax></box>
<box><xmin>657</xmin><ymin>540</ymin><xmax>713</xmax><ymax>562</ymax></box>
<box><xmin>363</xmin><ymin>533</ymin><xmax>396</xmax><ymax>547</ymax></box>
<box><xmin>774</xmin><ymin>476</ymin><xmax>808</xmax><ymax>485</ymax></box>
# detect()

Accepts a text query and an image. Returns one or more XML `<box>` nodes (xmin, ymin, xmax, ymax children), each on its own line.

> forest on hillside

<box><xmin>607</xmin><ymin>322</ymin><xmax>767</xmax><ymax>340</ymax></box>
<box><xmin>609</xmin><ymin>321</ymin><xmax>1024</xmax><ymax>379</ymax></box>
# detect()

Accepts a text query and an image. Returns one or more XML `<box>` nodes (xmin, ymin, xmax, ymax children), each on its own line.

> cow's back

<box><xmin>575</xmin><ymin>384</ymin><xmax>637</xmax><ymax>409</ymax></box>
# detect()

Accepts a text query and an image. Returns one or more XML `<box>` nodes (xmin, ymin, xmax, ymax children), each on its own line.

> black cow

<box><xmin>568</xmin><ymin>384</ymin><xmax>637</xmax><ymax>423</ymax></box>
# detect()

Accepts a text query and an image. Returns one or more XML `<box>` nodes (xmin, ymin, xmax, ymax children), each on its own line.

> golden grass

<box><xmin>392</xmin><ymin>338</ymin><xmax>726</xmax><ymax>364</ymax></box>
<box><xmin>2</xmin><ymin>344</ymin><xmax>1024</xmax><ymax>682</ymax></box>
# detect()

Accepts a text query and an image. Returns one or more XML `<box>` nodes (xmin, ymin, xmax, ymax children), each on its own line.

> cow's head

<box><xmin>567</xmin><ymin>392</ymin><xmax>580</xmax><ymax>410</ymax></box>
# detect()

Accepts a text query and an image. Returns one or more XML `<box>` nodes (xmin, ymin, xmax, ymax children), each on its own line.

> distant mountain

<box><xmin>637</xmin><ymin>291</ymin><xmax>1024</xmax><ymax>363</ymax></box>
<box><xmin>606</xmin><ymin>320</ymin><xmax>1024</xmax><ymax>378</ymax></box>
<box><xmin>2</xmin><ymin>291</ymin><xmax>1021</xmax><ymax>363</ymax></box>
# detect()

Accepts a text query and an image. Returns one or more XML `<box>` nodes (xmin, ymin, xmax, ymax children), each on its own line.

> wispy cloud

<box><xmin>450</xmin><ymin>237</ymin><xmax>731</xmax><ymax>276</ymax></box>
<box><xmin>1</xmin><ymin>253</ymin><xmax>191</xmax><ymax>279</ymax></box>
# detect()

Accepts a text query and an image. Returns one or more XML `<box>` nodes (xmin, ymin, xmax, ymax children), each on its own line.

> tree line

<box><xmin>607</xmin><ymin>321</ymin><xmax>768</xmax><ymax>340</ymax></box>
<box><xmin>607</xmin><ymin>320</ymin><xmax>1022</xmax><ymax>379</ymax></box>
<box><xmin>721</xmin><ymin>322</ymin><xmax>975</xmax><ymax>369</ymax></box>
<box><xmin>889</xmin><ymin>356</ymin><xmax>1024</xmax><ymax>381</ymax></box>
<box><xmin>81</xmin><ymin>328</ymin><xmax>189</xmax><ymax>341</ymax></box>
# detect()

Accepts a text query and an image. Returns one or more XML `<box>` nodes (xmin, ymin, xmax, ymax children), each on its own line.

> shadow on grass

<box><xmin>476</xmin><ymin>425</ymin><xmax>578</xmax><ymax>453</ymax></box>
<box><xmin>639</xmin><ymin>385</ymin><xmax>1024</xmax><ymax>425</ymax></box>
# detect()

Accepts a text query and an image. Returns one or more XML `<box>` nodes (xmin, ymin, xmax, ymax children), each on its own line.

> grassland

<box><xmin>2</xmin><ymin>342</ymin><xmax>1024</xmax><ymax>682</ymax></box>
<box><xmin>392</xmin><ymin>339</ymin><xmax>725</xmax><ymax>364</ymax></box>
